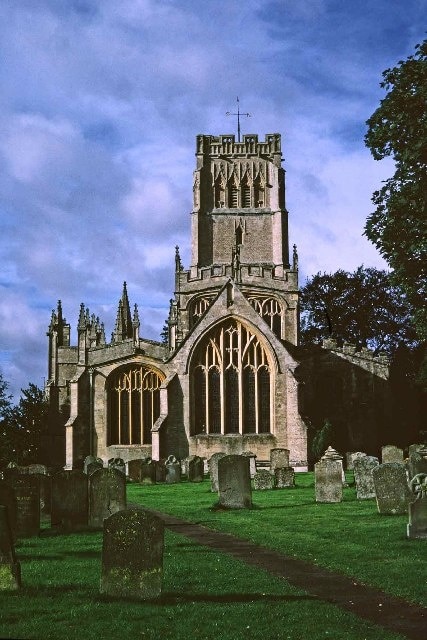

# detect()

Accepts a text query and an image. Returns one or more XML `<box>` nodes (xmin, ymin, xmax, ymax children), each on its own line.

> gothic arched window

<box><xmin>191</xmin><ymin>320</ymin><xmax>273</xmax><ymax>435</ymax></box>
<box><xmin>248</xmin><ymin>296</ymin><xmax>283</xmax><ymax>340</ymax></box>
<box><xmin>108</xmin><ymin>366</ymin><xmax>163</xmax><ymax>445</ymax></box>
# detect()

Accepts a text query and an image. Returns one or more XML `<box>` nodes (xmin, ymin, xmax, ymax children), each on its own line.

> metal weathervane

<box><xmin>226</xmin><ymin>97</ymin><xmax>251</xmax><ymax>142</ymax></box>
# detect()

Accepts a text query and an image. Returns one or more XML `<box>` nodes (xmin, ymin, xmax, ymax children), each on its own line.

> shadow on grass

<box><xmin>97</xmin><ymin>592</ymin><xmax>318</xmax><ymax>605</ymax></box>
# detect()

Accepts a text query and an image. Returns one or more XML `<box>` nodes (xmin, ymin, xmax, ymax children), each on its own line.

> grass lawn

<box><xmin>127</xmin><ymin>472</ymin><xmax>426</xmax><ymax>606</ymax></box>
<box><xmin>0</xmin><ymin>472</ymin><xmax>423</xmax><ymax>640</ymax></box>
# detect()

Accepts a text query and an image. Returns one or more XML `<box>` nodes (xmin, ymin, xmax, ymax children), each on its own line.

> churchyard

<box><xmin>0</xmin><ymin>452</ymin><xmax>426</xmax><ymax>640</ymax></box>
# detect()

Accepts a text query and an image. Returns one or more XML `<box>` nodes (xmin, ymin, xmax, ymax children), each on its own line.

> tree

<box><xmin>0</xmin><ymin>372</ymin><xmax>14</xmax><ymax>468</ymax></box>
<box><xmin>300</xmin><ymin>266</ymin><xmax>418</xmax><ymax>355</ymax></box>
<box><xmin>364</xmin><ymin>39</ymin><xmax>427</xmax><ymax>340</ymax></box>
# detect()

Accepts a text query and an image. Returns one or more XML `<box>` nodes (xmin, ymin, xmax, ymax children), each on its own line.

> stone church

<box><xmin>45</xmin><ymin>133</ymin><xmax>391</xmax><ymax>470</ymax></box>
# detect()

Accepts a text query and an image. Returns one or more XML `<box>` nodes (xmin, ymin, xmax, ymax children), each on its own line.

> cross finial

<box><xmin>226</xmin><ymin>97</ymin><xmax>251</xmax><ymax>142</ymax></box>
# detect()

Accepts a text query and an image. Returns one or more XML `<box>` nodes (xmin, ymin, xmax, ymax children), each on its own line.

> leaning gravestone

<box><xmin>354</xmin><ymin>456</ymin><xmax>379</xmax><ymax>500</ymax></box>
<box><xmin>270</xmin><ymin>448</ymin><xmax>290</xmax><ymax>473</ymax></box>
<box><xmin>165</xmin><ymin>455</ymin><xmax>181</xmax><ymax>484</ymax></box>
<box><xmin>275</xmin><ymin>467</ymin><xmax>295</xmax><ymax>489</ymax></box>
<box><xmin>88</xmin><ymin>468</ymin><xmax>126</xmax><ymax>529</ymax></box>
<box><xmin>381</xmin><ymin>445</ymin><xmax>404</xmax><ymax>464</ymax></box>
<box><xmin>51</xmin><ymin>470</ymin><xmax>88</xmax><ymax>529</ymax></box>
<box><xmin>188</xmin><ymin>456</ymin><xmax>204</xmax><ymax>482</ymax></box>
<box><xmin>0</xmin><ymin>482</ymin><xmax>17</xmax><ymax>543</ymax></box>
<box><xmin>314</xmin><ymin>458</ymin><xmax>342</xmax><ymax>503</ymax></box>
<box><xmin>217</xmin><ymin>455</ymin><xmax>252</xmax><ymax>509</ymax></box>
<box><xmin>0</xmin><ymin>506</ymin><xmax>21</xmax><ymax>590</ymax></box>
<box><xmin>140</xmin><ymin>458</ymin><xmax>156</xmax><ymax>485</ymax></box>
<box><xmin>208</xmin><ymin>452</ymin><xmax>227</xmax><ymax>493</ymax></box>
<box><xmin>253</xmin><ymin>469</ymin><xmax>275</xmax><ymax>490</ymax></box>
<box><xmin>373</xmin><ymin>463</ymin><xmax>413</xmax><ymax>515</ymax></box>
<box><xmin>100</xmin><ymin>508</ymin><xmax>164</xmax><ymax>600</ymax></box>
<box><xmin>407</xmin><ymin>474</ymin><xmax>427</xmax><ymax>539</ymax></box>
<box><xmin>12</xmin><ymin>475</ymin><xmax>40</xmax><ymax>537</ymax></box>
<box><xmin>108</xmin><ymin>458</ymin><xmax>126</xmax><ymax>475</ymax></box>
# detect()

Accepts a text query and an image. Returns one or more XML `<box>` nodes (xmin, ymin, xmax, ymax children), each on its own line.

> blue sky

<box><xmin>0</xmin><ymin>0</ymin><xmax>425</xmax><ymax>400</ymax></box>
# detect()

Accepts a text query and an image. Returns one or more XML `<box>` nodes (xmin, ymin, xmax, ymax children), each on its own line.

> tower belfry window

<box><xmin>229</xmin><ymin>184</ymin><xmax>239</xmax><ymax>208</ymax></box>
<box><xmin>242</xmin><ymin>181</ymin><xmax>251</xmax><ymax>208</ymax></box>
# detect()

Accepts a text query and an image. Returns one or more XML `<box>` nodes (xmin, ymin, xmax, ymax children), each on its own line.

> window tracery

<box><xmin>247</xmin><ymin>296</ymin><xmax>283</xmax><ymax>339</ymax></box>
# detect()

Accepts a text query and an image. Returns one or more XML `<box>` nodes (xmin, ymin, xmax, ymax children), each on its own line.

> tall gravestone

<box><xmin>314</xmin><ymin>459</ymin><xmax>342</xmax><ymax>503</ymax></box>
<box><xmin>270</xmin><ymin>448</ymin><xmax>290</xmax><ymax>472</ymax></box>
<box><xmin>208</xmin><ymin>452</ymin><xmax>227</xmax><ymax>493</ymax></box>
<box><xmin>354</xmin><ymin>456</ymin><xmax>379</xmax><ymax>499</ymax></box>
<box><xmin>0</xmin><ymin>482</ymin><xmax>17</xmax><ymax>543</ymax></box>
<box><xmin>372</xmin><ymin>463</ymin><xmax>412</xmax><ymax>515</ymax></box>
<box><xmin>275</xmin><ymin>467</ymin><xmax>295</xmax><ymax>488</ymax></box>
<box><xmin>0</xmin><ymin>506</ymin><xmax>21</xmax><ymax>590</ymax></box>
<box><xmin>188</xmin><ymin>456</ymin><xmax>204</xmax><ymax>482</ymax></box>
<box><xmin>165</xmin><ymin>456</ymin><xmax>181</xmax><ymax>484</ymax></box>
<box><xmin>381</xmin><ymin>445</ymin><xmax>404</xmax><ymax>464</ymax></box>
<box><xmin>217</xmin><ymin>455</ymin><xmax>252</xmax><ymax>509</ymax></box>
<box><xmin>51</xmin><ymin>470</ymin><xmax>88</xmax><ymax>529</ymax></box>
<box><xmin>89</xmin><ymin>468</ymin><xmax>126</xmax><ymax>529</ymax></box>
<box><xmin>100</xmin><ymin>508</ymin><xmax>164</xmax><ymax>600</ymax></box>
<box><xmin>407</xmin><ymin>474</ymin><xmax>427</xmax><ymax>539</ymax></box>
<box><xmin>12</xmin><ymin>475</ymin><xmax>40</xmax><ymax>537</ymax></box>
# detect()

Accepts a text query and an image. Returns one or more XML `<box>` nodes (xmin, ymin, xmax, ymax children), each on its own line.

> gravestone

<box><xmin>208</xmin><ymin>452</ymin><xmax>227</xmax><ymax>493</ymax></box>
<box><xmin>407</xmin><ymin>474</ymin><xmax>427</xmax><ymax>539</ymax></box>
<box><xmin>128</xmin><ymin>459</ymin><xmax>144</xmax><ymax>483</ymax></box>
<box><xmin>217</xmin><ymin>455</ymin><xmax>252</xmax><ymax>509</ymax></box>
<box><xmin>88</xmin><ymin>468</ymin><xmax>126</xmax><ymax>529</ymax></box>
<box><xmin>241</xmin><ymin>451</ymin><xmax>257</xmax><ymax>478</ymax></box>
<box><xmin>321</xmin><ymin>446</ymin><xmax>346</xmax><ymax>484</ymax></box>
<box><xmin>353</xmin><ymin>456</ymin><xmax>379</xmax><ymax>500</ymax></box>
<box><xmin>140</xmin><ymin>458</ymin><xmax>156</xmax><ymax>485</ymax></box>
<box><xmin>0</xmin><ymin>483</ymin><xmax>17</xmax><ymax>543</ymax></box>
<box><xmin>165</xmin><ymin>455</ymin><xmax>181</xmax><ymax>484</ymax></box>
<box><xmin>345</xmin><ymin>451</ymin><xmax>367</xmax><ymax>470</ymax></box>
<box><xmin>270</xmin><ymin>448</ymin><xmax>290</xmax><ymax>472</ymax></box>
<box><xmin>12</xmin><ymin>475</ymin><xmax>40</xmax><ymax>537</ymax></box>
<box><xmin>381</xmin><ymin>445</ymin><xmax>404</xmax><ymax>464</ymax></box>
<box><xmin>51</xmin><ymin>470</ymin><xmax>88</xmax><ymax>529</ymax></box>
<box><xmin>100</xmin><ymin>508</ymin><xmax>164</xmax><ymax>600</ymax></box>
<box><xmin>86</xmin><ymin>459</ymin><xmax>104</xmax><ymax>476</ymax></box>
<box><xmin>188</xmin><ymin>456</ymin><xmax>204</xmax><ymax>482</ymax></box>
<box><xmin>84</xmin><ymin>455</ymin><xmax>102</xmax><ymax>474</ymax></box>
<box><xmin>27</xmin><ymin>464</ymin><xmax>48</xmax><ymax>475</ymax></box>
<box><xmin>108</xmin><ymin>458</ymin><xmax>126</xmax><ymax>475</ymax></box>
<box><xmin>155</xmin><ymin>460</ymin><xmax>166</xmax><ymax>483</ymax></box>
<box><xmin>407</xmin><ymin>446</ymin><xmax>427</xmax><ymax>479</ymax></box>
<box><xmin>275</xmin><ymin>467</ymin><xmax>295</xmax><ymax>489</ymax></box>
<box><xmin>408</xmin><ymin>444</ymin><xmax>424</xmax><ymax>457</ymax></box>
<box><xmin>314</xmin><ymin>459</ymin><xmax>342</xmax><ymax>503</ymax></box>
<box><xmin>0</xmin><ymin>506</ymin><xmax>21</xmax><ymax>590</ymax></box>
<box><xmin>253</xmin><ymin>469</ymin><xmax>275</xmax><ymax>490</ymax></box>
<box><xmin>372</xmin><ymin>463</ymin><xmax>412</xmax><ymax>515</ymax></box>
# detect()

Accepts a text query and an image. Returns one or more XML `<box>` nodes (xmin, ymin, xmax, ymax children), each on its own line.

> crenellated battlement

<box><xmin>196</xmin><ymin>133</ymin><xmax>282</xmax><ymax>162</ymax></box>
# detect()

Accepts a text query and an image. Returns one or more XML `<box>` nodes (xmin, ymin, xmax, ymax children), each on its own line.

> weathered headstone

<box><xmin>354</xmin><ymin>456</ymin><xmax>379</xmax><ymax>500</ymax></box>
<box><xmin>88</xmin><ymin>468</ymin><xmax>126</xmax><ymax>529</ymax></box>
<box><xmin>0</xmin><ymin>506</ymin><xmax>21</xmax><ymax>590</ymax></box>
<box><xmin>372</xmin><ymin>463</ymin><xmax>412</xmax><ymax>515</ymax></box>
<box><xmin>154</xmin><ymin>460</ymin><xmax>166</xmax><ymax>483</ymax></box>
<box><xmin>241</xmin><ymin>451</ymin><xmax>257</xmax><ymax>478</ymax></box>
<box><xmin>108</xmin><ymin>458</ymin><xmax>126</xmax><ymax>475</ymax></box>
<box><xmin>345</xmin><ymin>451</ymin><xmax>366</xmax><ymax>471</ymax></box>
<box><xmin>381</xmin><ymin>445</ymin><xmax>404</xmax><ymax>464</ymax></box>
<box><xmin>408</xmin><ymin>444</ymin><xmax>424</xmax><ymax>457</ymax></box>
<box><xmin>407</xmin><ymin>474</ymin><xmax>427</xmax><ymax>539</ymax></box>
<box><xmin>253</xmin><ymin>469</ymin><xmax>275</xmax><ymax>490</ymax></box>
<box><xmin>208</xmin><ymin>452</ymin><xmax>227</xmax><ymax>493</ymax></box>
<box><xmin>188</xmin><ymin>456</ymin><xmax>204</xmax><ymax>482</ymax></box>
<box><xmin>51</xmin><ymin>470</ymin><xmax>88</xmax><ymax>529</ymax></box>
<box><xmin>86</xmin><ymin>457</ymin><xmax>104</xmax><ymax>476</ymax></box>
<box><xmin>321</xmin><ymin>446</ymin><xmax>346</xmax><ymax>484</ymax></box>
<box><xmin>274</xmin><ymin>467</ymin><xmax>295</xmax><ymax>489</ymax></box>
<box><xmin>100</xmin><ymin>508</ymin><xmax>164</xmax><ymax>600</ymax></box>
<box><xmin>217</xmin><ymin>455</ymin><xmax>252</xmax><ymax>509</ymax></box>
<box><xmin>12</xmin><ymin>475</ymin><xmax>40</xmax><ymax>537</ymax></box>
<box><xmin>0</xmin><ymin>483</ymin><xmax>17</xmax><ymax>543</ymax></box>
<box><xmin>127</xmin><ymin>459</ymin><xmax>144</xmax><ymax>483</ymax></box>
<box><xmin>165</xmin><ymin>455</ymin><xmax>181</xmax><ymax>484</ymax></box>
<box><xmin>314</xmin><ymin>459</ymin><xmax>342</xmax><ymax>503</ymax></box>
<box><xmin>407</xmin><ymin>446</ymin><xmax>427</xmax><ymax>479</ymax></box>
<box><xmin>140</xmin><ymin>458</ymin><xmax>156</xmax><ymax>485</ymax></box>
<box><xmin>27</xmin><ymin>464</ymin><xmax>48</xmax><ymax>476</ymax></box>
<box><xmin>270</xmin><ymin>448</ymin><xmax>290</xmax><ymax>472</ymax></box>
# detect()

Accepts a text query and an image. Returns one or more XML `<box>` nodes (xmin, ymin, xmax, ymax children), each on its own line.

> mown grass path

<box><xmin>145</xmin><ymin>508</ymin><xmax>426</xmax><ymax>640</ymax></box>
